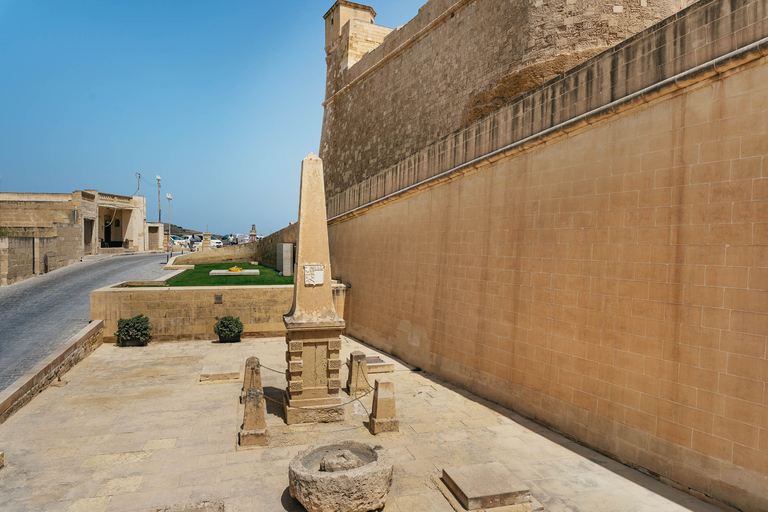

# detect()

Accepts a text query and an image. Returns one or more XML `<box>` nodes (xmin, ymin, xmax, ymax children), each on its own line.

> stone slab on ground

<box><xmin>443</xmin><ymin>463</ymin><xmax>532</xmax><ymax>510</ymax></box>
<box><xmin>208</xmin><ymin>270</ymin><xmax>260</xmax><ymax>276</ymax></box>
<box><xmin>0</xmin><ymin>336</ymin><xmax>727</xmax><ymax>512</ymax></box>
<box><xmin>199</xmin><ymin>364</ymin><xmax>240</xmax><ymax>382</ymax></box>
<box><xmin>367</xmin><ymin>355</ymin><xmax>394</xmax><ymax>373</ymax></box>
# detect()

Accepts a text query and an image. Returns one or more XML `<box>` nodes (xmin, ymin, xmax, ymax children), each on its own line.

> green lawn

<box><xmin>165</xmin><ymin>263</ymin><xmax>294</xmax><ymax>287</ymax></box>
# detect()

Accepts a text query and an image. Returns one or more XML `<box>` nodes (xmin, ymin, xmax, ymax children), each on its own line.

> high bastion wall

<box><xmin>320</xmin><ymin>0</ymin><xmax>690</xmax><ymax>196</ymax></box>
<box><xmin>324</xmin><ymin>0</ymin><xmax>768</xmax><ymax>509</ymax></box>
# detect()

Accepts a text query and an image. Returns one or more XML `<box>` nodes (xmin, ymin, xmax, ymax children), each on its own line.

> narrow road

<box><xmin>0</xmin><ymin>253</ymin><xmax>173</xmax><ymax>392</ymax></box>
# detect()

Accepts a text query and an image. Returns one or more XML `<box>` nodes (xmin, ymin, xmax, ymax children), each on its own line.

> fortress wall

<box><xmin>320</xmin><ymin>0</ymin><xmax>689</xmax><ymax>195</ymax></box>
<box><xmin>328</xmin><ymin>54</ymin><xmax>768</xmax><ymax>510</ymax></box>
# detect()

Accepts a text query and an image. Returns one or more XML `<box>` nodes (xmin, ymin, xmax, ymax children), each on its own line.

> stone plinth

<box><xmin>239</xmin><ymin>387</ymin><xmax>267</xmax><ymax>447</ymax></box>
<box><xmin>284</xmin><ymin>327</ymin><xmax>344</xmax><ymax>424</ymax></box>
<box><xmin>369</xmin><ymin>378</ymin><xmax>399</xmax><ymax>434</ymax></box>
<box><xmin>346</xmin><ymin>351</ymin><xmax>371</xmax><ymax>395</ymax></box>
<box><xmin>209</xmin><ymin>270</ymin><xmax>260</xmax><ymax>276</ymax></box>
<box><xmin>241</xmin><ymin>357</ymin><xmax>262</xmax><ymax>404</ymax></box>
<box><xmin>283</xmin><ymin>154</ymin><xmax>345</xmax><ymax>425</ymax></box>
<box><xmin>442</xmin><ymin>463</ymin><xmax>534</xmax><ymax>510</ymax></box>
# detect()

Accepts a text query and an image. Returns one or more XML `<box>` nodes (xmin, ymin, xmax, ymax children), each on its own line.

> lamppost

<box><xmin>156</xmin><ymin>175</ymin><xmax>162</xmax><ymax>223</ymax></box>
<box><xmin>166</xmin><ymin>193</ymin><xmax>172</xmax><ymax>256</ymax></box>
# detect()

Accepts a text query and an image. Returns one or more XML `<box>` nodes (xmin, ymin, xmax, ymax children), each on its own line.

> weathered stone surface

<box><xmin>240</xmin><ymin>357</ymin><xmax>262</xmax><ymax>404</ymax></box>
<box><xmin>346</xmin><ymin>351</ymin><xmax>370</xmax><ymax>395</ymax></box>
<box><xmin>320</xmin><ymin>450</ymin><xmax>363</xmax><ymax>472</ymax></box>
<box><xmin>239</xmin><ymin>387</ymin><xmax>267</xmax><ymax>447</ymax></box>
<box><xmin>289</xmin><ymin>441</ymin><xmax>393</xmax><ymax>512</ymax></box>
<box><xmin>199</xmin><ymin>365</ymin><xmax>239</xmax><ymax>382</ymax></box>
<box><xmin>151</xmin><ymin>501</ymin><xmax>225</xmax><ymax>512</ymax></box>
<box><xmin>0</xmin><ymin>451</ymin><xmax>4</xmax><ymax>469</ymax></box>
<box><xmin>283</xmin><ymin>154</ymin><xmax>344</xmax><ymax>330</ymax></box>
<box><xmin>443</xmin><ymin>463</ymin><xmax>532</xmax><ymax>510</ymax></box>
<box><xmin>369</xmin><ymin>378</ymin><xmax>399</xmax><ymax>434</ymax></box>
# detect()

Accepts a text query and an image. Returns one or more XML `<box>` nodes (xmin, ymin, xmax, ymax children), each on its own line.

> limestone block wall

<box><xmin>40</xmin><ymin>223</ymin><xmax>84</xmax><ymax>272</ymax></box>
<box><xmin>90</xmin><ymin>283</ymin><xmax>348</xmax><ymax>342</ymax></box>
<box><xmin>320</xmin><ymin>0</ymin><xmax>690</xmax><ymax>196</ymax></box>
<box><xmin>328</xmin><ymin>52</ymin><xmax>768</xmax><ymax>511</ymax></box>
<box><xmin>0</xmin><ymin>195</ymin><xmax>76</xmax><ymax>227</ymax></box>
<box><xmin>0</xmin><ymin>237</ymin><xmax>34</xmax><ymax>286</ymax></box>
<box><xmin>254</xmin><ymin>223</ymin><xmax>299</xmax><ymax>269</ymax></box>
<box><xmin>173</xmin><ymin>241</ymin><xmax>259</xmax><ymax>265</ymax></box>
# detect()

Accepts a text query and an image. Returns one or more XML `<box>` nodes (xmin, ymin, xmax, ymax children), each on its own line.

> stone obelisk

<box><xmin>283</xmin><ymin>154</ymin><xmax>345</xmax><ymax>424</ymax></box>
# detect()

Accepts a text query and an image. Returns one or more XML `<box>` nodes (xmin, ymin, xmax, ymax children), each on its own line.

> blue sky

<box><xmin>0</xmin><ymin>0</ymin><xmax>424</xmax><ymax>235</ymax></box>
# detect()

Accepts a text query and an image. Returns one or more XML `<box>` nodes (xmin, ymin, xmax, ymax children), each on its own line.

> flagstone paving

<box><xmin>0</xmin><ymin>336</ymin><xmax>723</xmax><ymax>512</ymax></box>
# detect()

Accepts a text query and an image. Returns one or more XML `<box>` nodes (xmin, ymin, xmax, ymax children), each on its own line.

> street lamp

<box><xmin>166</xmin><ymin>193</ymin><xmax>172</xmax><ymax>256</ymax></box>
<box><xmin>156</xmin><ymin>175</ymin><xmax>162</xmax><ymax>223</ymax></box>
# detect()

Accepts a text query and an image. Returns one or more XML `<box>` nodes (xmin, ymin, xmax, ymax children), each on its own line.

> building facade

<box><xmin>0</xmin><ymin>190</ymin><xmax>151</xmax><ymax>285</ymax></box>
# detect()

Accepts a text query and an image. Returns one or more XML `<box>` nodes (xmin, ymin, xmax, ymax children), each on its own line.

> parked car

<box><xmin>210</xmin><ymin>237</ymin><xmax>223</xmax><ymax>249</ymax></box>
<box><xmin>171</xmin><ymin>235</ymin><xmax>184</xmax><ymax>246</ymax></box>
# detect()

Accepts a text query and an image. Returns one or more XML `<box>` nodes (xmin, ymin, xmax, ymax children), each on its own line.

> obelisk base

<box><xmin>284</xmin><ymin>393</ymin><xmax>345</xmax><ymax>424</ymax></box>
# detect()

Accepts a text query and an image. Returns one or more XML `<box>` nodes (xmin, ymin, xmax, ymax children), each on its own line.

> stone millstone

<box><xmin>289</xmin><ymin>441</ymin><xmax>393</xmax><ymax>512</ymax></box>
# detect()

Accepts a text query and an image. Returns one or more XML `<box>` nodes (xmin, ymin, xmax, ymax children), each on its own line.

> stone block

<box><xmin>369</xmin><ymin>378</ymin><xmax>399</xmax><ymax>434</ymax></box>
<box><xmin>199</xmin><ymin>365</ymin><xmax>239</xmax><ymax>382</ymax></box>
<box><xmin>240</xmin><ymin>357</ymin><xmax>261</xmax><ymax>404</ymax></box>
<box><xmin>239</xmin><ymin>387</ymin><xmax>267</xmax><ymax>448</ymax></box>
<box><xmin>283</xmin><ymin>393</ymin><xmax>345</xmax><ymax>425</ymax></box>
<box><xmin>366</xmin><ymin>355</ymin><xmax>394</xmax><ymax>373</ymax></box>
<box><xmin>347</xmin><ymin>351</ymin><xmax>371</xmax><ymax>395</ymax></box>
<box><xmin>442</xmin><ymin>463</ymin><xmax>533</xmax><ymax>510</ymax></box>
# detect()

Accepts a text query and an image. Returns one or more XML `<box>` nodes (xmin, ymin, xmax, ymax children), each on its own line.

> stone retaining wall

<box><xmin>90</xmin><ymin>283</ymin><xmax>348</xmax><ymax>342</ymax></box>
<box><xmin>0</xmin><ymin>321</ymin><xmax>104</xmax><ymax>424</ymax></box>
<box><xmin>173</xmin><ymin>241</ymin><xmax>259</xmax><ymax>265</ymax></box>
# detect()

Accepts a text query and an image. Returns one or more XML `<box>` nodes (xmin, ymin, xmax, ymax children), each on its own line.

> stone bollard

<box><xmin>346</xmin><ymin>351</ymin><xmax>371</xmax><ymax>395</ymax></box>
<box><xmin>369</xmin><ymin>378</ymin><xmax>399</xmax><ymax>434</ymax></box>
<box><xmin>239</xmin><ymin>387</ymin><xmax>268</xmax><ymax>447</ymax></box>
<box><xmin>240</xmin><ymin>357</ymin><xmax>262</xmax><ymax>404</ymax></box>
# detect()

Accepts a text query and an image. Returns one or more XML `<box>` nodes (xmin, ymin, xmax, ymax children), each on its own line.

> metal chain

<box><xmin>255</xmin><ymin>350</ymin><xmax>382</xmax><ymax>415</ymax></box>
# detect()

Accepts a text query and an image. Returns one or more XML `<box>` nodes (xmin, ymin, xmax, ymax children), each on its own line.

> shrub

<box><xmin>115</xmin><ymin>314</ymin><xmax>152</xmax><ymax>343</ymax></box>
<box><xmin>214</xmin><ymin>316</ymin><xmax>244</xmax><ymax>339</ymax></box>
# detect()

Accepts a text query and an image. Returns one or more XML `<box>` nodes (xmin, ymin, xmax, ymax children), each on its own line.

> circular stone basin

<box><xmin>289</xmin><ymin>441</ymin><xmax>393</xmax><ymax>512</ymax></box>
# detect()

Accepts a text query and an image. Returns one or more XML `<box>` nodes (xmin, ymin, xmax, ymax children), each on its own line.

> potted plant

<box><xmin>115</xmin><ymin>314</ymin><xmax>152</xmax><ymax>347</ymax></box>
<box><xmin>214</xmin><ymin>316</ymin><xmax>243</xmax><ymax>343</ymax></box>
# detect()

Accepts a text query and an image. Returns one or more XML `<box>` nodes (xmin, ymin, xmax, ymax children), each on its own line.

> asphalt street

<box><xmin>0</xmin><ymin>253</ymin><xmax>173</xmax><ymax>392</ymax></box>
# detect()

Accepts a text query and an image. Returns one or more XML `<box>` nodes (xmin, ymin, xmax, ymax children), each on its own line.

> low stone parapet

<box><xmin>90</xmin><ymin>283</ymin><xmax>348</xmax><ymax>342</ymax></box>
<box><xmin>0</xmin><ymin>320</ymin><xmax>104</xmax><ymax>424</ymax></box>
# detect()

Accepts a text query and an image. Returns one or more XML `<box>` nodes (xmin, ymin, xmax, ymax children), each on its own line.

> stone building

<box><xmin>0</xmin><ymin>190</ymin><xmax>153</xmax><ymax>285</ymax></box>
<box><xmin>272</xmin><ymin>0</ymin><xmax>768</xmax><ymax>510</ymax></box>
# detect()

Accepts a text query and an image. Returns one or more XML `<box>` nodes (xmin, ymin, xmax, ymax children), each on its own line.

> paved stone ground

<box><xmin>0</xmin><ymin>253</ymin><xmax>172</xmax><ymax>392</ymax></box>
<box><xmin>0</xmin><ymin>336</ymin><xmax>723</xmax><ymax>512</ymax></box>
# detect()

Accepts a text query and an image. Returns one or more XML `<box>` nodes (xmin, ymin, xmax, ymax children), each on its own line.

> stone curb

<box><xmin>0</xmin><ymin>320</ymin><xmax>104</xmax><ymax>424</ymax></box>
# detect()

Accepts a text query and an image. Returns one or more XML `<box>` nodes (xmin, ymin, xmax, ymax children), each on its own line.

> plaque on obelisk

<box><xmin>283</xmin><ymin>154</ymin><xmax>345</xmax><ymax>424</ymax></box>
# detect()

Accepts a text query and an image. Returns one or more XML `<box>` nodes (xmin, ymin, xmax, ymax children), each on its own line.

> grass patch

<box><xmin>165</xmin><ymin>263</ymin><xmax>294</xmax><ymax>287</ymax></box>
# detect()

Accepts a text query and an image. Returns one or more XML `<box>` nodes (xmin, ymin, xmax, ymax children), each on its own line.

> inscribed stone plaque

<box><xmin>304</xmin><ymin>265</ymin><xmax>324</xmax><ymax>286</ymax></box>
